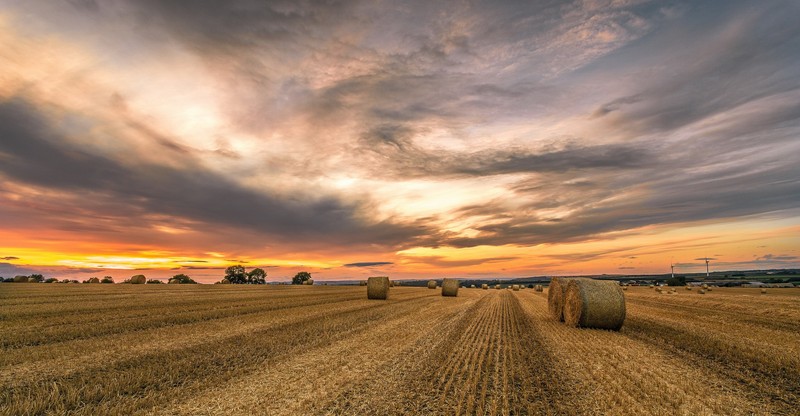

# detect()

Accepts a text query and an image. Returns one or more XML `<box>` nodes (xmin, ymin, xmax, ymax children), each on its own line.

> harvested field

<box><xmin>1</xmin><ymin>284</ymin><xmax>798</xmax><ymax>415</ymax></box>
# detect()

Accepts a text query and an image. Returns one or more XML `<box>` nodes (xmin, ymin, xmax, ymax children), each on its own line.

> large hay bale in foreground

<box><xmin>130</xmin><ymin>275</ymin><xmax>146</xmax><ymax>284</ymax></box>
<box><xmin>441</xmin><ymin>278</ymin><xmax>459</xmax><ymax>297</ymax></box>
<box><xmin>548</xmin><ymin>277</ymin><xmax>570</xmax><ymax>322</ymax></box>
<box><xmin>427</xmin><ymin>280</ymin><xmax>437</xmax><ymax>289</ymax></box>
<box><xmin>367</xmin><ymin>276</ymin><xmax>389</xmax><ymax>300</ymax></box>
<box><xmin>481</xmin><ymin>284</ymin><xmax>488</xmax><ymax>290</ymax></box>
<box><xmin>563</xmin><ymin>279</ymin><xmax>626</xmax><ymax>330</ymax></box>
<box><xmin>512</xmin><ymin>284</ymin><xmax>520</xmax><ymax>291</ymax></box>
<box><xmin>534</xmin><ymin>284</ymin><xmax>543</xmax><ymax>292</ymax></box>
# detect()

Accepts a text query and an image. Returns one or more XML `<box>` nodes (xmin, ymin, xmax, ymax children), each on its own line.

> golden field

<box><xmin>1</xmin><ymin>284</ymin><xmax>798</xmax><ymax>415</ymax></box>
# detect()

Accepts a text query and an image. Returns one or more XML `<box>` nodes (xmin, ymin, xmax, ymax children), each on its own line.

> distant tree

<box><xmin>100</xmin><ymin>276</ymin><xmax>114</xmax><ymax>284</ymax></box>
<box><xmin>29</xmin><ymin>274</ymin><xmax>44</xmax><ymax>283</ymax></box>
<box><xmin>224</xmin><ymin>265</ymin><xmax>248</xmax><ymax>284</ymax></box>
<box><xmin>292</xmin><ymin>271</ymin><xmax>312</xmax><ymax>285</ymax></box>
<box><xmin>169</xmin><ymin>274</ymin><xmax>196</xmax><ymax>284</ymax></box>
<box><xmin>44</xmin><ymin>278</ymin><xmax>59</xmax><ymax>283</ymax></box>
<box><xmin>665</xmin><ymin>275</ymin><xmax>686</xmax><ymax>286</ymax></box>
<box><xmin>146</xmin><ymin>279</ymin><xmax>164</xmax><ymax>284</ymax></box>
<box><xmin>247</xmin><ymin>268</ymin><xmax>267</xmax><ymax>284</ymax></box>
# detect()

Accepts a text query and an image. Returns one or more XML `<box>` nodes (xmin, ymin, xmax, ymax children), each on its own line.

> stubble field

<box><xmin>1</xmin><ymin>284</ymin><xmax>798</xmax><ymax>415</ymax></box>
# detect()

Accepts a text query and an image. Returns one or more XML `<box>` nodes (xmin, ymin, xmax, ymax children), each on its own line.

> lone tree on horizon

<box><xmin>292</xmin><ymin>271</ymin><xmax>311</xmax><ymax>285</ymax></box>
<box><xmin>224</xmin><ymin>265</ymin><xmax>267</xmax><ymax>284</ymax></box>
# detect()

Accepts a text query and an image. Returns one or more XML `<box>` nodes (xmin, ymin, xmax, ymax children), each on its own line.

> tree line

<box><xmin>1</xmin><ymin>266</ymin><xmax>314</xmax><ymax>285</ymax></box>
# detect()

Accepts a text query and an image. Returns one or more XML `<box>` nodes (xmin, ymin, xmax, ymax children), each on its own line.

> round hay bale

<box><xmin>359</xmin><ymin>280</ymin><xmax>367</xmax><ymax>286</ymax></box>
<box><xmin>427</xmin><ymin>280</ymin><xmax>437</xmax><ymax>289</ymax></box>
<box><xmin>548</xmin><ymin>277</ymin><xmax>570</xmax><ymax>322</ymax></box>
<box><xmin>367</xmin><ymin>276</ymin><xmax>389</xmax><ymax>300</ymax></box>
<box><xmin>648</xmin><ymin>284</ymin><xmax>654</xmax><ymax>288</ymax></box>
<box><xmin>622</xmin><ymin>286</ymin><xmax>628</xmax><ymax>291</ymax></box>
<box><xmin>88</xmin><ymin>277</ymin><xmax>100</xmax><ymax>284</ymax></box>
<box><xmin>220</xmin><ymin>278</ymin><xmax>231</xmax><ymax>284</ymax></box>
<box><xmin>534</xmin><ymin>284</ymin><xmax>543</xmax><ymax>292</ymax></box>
<box><xmin>130</xmin><ymin>275</ymin><xmax>146</xmax><ymax>284</ymax></box>
<box><xmin>470</xmin><ymin>284</ymin><xmax>476</xmax><ymax>288</ymax></box>
<box><xmin>563</xmin><ymin>279</ymin><xmax>626</xmax><ymax>330</ymax></box>
<box><xmin>698</xmin><ymin>289</ymin><xmax>706</xmax><ymax>294</ymax></box>
<box><xmin>761</xmin><ymin>288</ymin><xmax>767</xmax><ymax>294</ymax></box>
<box><xmin>686</xmin><ymin>286</ymin><xmax>692</xmax><ymax>290</ymax></box>
<box><xmin>702</xmin><ymin>284</ymin><xmax>709</xmax><ymax>289</ymax></box>
<box><xmin>706</xmin><ymin>287</ymin><xmax>712</xmax><ymax>291</ymax></box>
<box><xmin>512</xmin><ymin>284</ymin><xmax>520</xmax><ymax>291</ymax></box>
<box><xmin>495</xmin><ymin>284</ymin><xmax>501</xmax><ymax>289</ymax></box>
<box><xmin>389</xmin><ymin>280</ymin><xmax>395</xmax><ymax>287</ymax></box>
<box><xmin>481</xmin><ymin>284</ymin><xmax>488</xmax><ymax>290</ymax></box>
<box><xmin>307</xmin><ymin>278</ymin><xmax>314</xmax><ymax>286</ymax></box>
<box><xmin>441</xmin><ymin>278</ymin><xmax>459</xmax><ymax>297</ymax></box>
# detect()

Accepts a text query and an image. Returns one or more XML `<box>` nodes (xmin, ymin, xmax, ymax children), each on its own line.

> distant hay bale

<box><xmin>130</xmin><ymin>275</ymin><xmax>146</xmax><ymax>285</ymax></box>
<box><xmin>88</xmin><ymin>277</ymin><xmax>100</xmax><ymax>284</ymax></box>
<box><xmin>441</xmin><ymin>278</ymin><xmax>459</xmax><ymax>297</ymax></box>
<box><xmin>563</xmin><ymin>279</ymin><xmax>626</xmax><ymax>331</ymax></box>
<box><xmin>367</xmin><ymin>276</ymin><xmax>389</xmax><ymax>300</ymax></box>
<box><xmin>220</xmin><ymin>278</ymin><xmax>231</xmax><ymax>284</ymax></box>
<box><xmin>702</xmin><ymin>284</ymin><xmax>709</xmax><ymax>289</ymax></box>
<box><xmin>495</xmin><ymin>284</ymin><xmax>501</xmax><ymax>289</ymax></box>
<box><xmin>481</xmin><ymin>284</ymin><xmax>488</xmax><ymax>290</ymax></box>
<box><xmin>534</xmin><ymin>284</ymin><xmax>543</xmax><ymax>292</ymax></box>
<box><xmin>27</xmin><ymin>277</ymin><xmax>38</xmax><ymax>283</ymax></box>
<box><xmin>470</xmin><ymin>284</ymin><xmax>476</xmax><ymax>288</ymax></box>
<box><xmin>706</xmin><ymin>287</ymin><xmax>712</xmax><ymax>291</ymax></box>
<box><xmin>359</xmin><ymin>280</ymin><xmax>367</xmax><ymax>286</ymax></box>
<box><xmin>686</xmin><ymin>286</ymin><xmax>692</xmax><ymax>290</ymax></box>
<box><xmin>622</xmin><ymin>286</ymin><xmax>628</xmax><ymax>291</ymax></box>
<box><xmin>761</xmin><ymin>288</ymin><xmax>767</xmax><ymax>294</ymax></box>
<box><xmin>427</xmin><ymin>280</ymin><xmax>437</xmax><ymax>289</ymax></box>
<box><xmin>307</xmin><ymin>279</ymin><xmax>314</xmax><ymax>286</ymax></box>
<box><xmin>648</xmin><ymin>284</ymin><xmax>654</xmax><ymax>288</ymax></box>
<box><xmin>389</xmin><ymin>280</ymin><xmax>395</xmax><ymax>287</ymax></box>
<box><xmin>548</xmin><ymin>277</ymin><xmax>570</xmax><ymax>322</ymax></box>
<box><xmin>699</xmin><ymin>289</ymin><xmax>706</xmax><ymax>294</ymax></box>
<box><xmin>512</xmin><ymin>284</ymin><xmax>520</xmax><ymax>291</ymax></box>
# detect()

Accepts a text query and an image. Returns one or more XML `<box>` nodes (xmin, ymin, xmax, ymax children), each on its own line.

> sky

<box><xmin>1</xmin><ymin>0</ymin><xmax>799</xmax><ymax>283</ymax></box>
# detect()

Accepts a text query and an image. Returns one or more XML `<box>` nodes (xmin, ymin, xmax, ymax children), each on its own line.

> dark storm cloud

<box><xmin>359</xmin><ymin>124</ymin><xmax>654</xmax><ymax>178</ymax></box>
<box><xmin>1</xmin><ymin>257</ymin><xmax>19</xmax><ymax>261</ymax></box>
<box><xmin>0</xmin><ymin>99</ymin><xmax>430</xmax><ymax>248</ymax></box>
<box><xmin>343</xmin><ymin>262</ymin><xmax>394</xmax><ymax>268</ymax></box>
<box><xmin>592</xmin><ymin>1</ymin><xmax>800</xmax><ymax>134</ymax></box>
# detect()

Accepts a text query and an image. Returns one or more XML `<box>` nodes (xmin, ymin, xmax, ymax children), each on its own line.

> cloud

<box><xmin>756</xmin><ymin>254</ymin><xmax>799</xmax><ymax>261</ymax></box>
<box><xmin>343</xmin><ymin>262</ymin><xmax>394</xmax><ymax>268</ymax></box>
<box><xmin>0</xmin><ymin>98</ymin><xmax>432</xmax><ymax>249</ymax></box>
<box><xmin>0</xmin><ymin>262</ymin><xmax>37</xmax><ymax>277</ymax></box>
<box><xmin>1</xmin><ymin>256</ymin><xmax>19</xmax><ymax>261</ymax></box>
<box><xmin>401</xmin><ymin>256</ymin><xmax>518</xmax><ymax>268</ymax></box>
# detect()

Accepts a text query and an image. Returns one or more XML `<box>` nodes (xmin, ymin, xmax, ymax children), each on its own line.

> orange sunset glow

<box><xmin>1</xmin><ymin>1</ymin><xmax>799</xmax><ymax>283</ymax></box>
